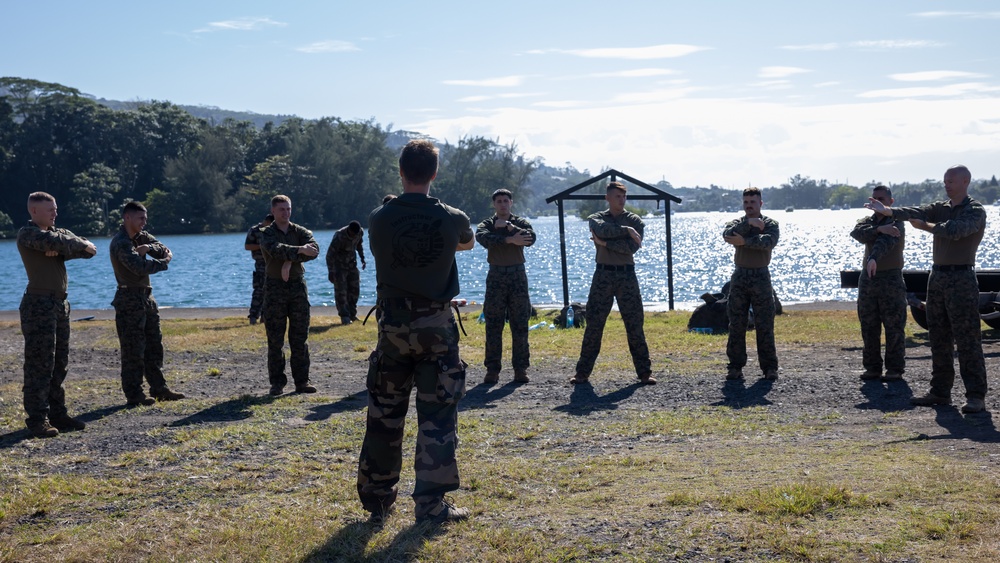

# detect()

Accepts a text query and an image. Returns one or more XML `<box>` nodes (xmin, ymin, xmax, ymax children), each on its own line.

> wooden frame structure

<box><xmin>544</xmin><ymin>168</ymin><xmax>683</xmax><ymax>310</ymax></box>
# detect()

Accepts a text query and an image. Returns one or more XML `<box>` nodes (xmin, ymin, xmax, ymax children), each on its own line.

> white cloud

<box><xmin>758</xmin><ymin>66</ymin><xmax>811</xmax><ymax>79</ymax></box>
<box><xmin>593</xmin><ymin>68</ymin><xmax>678</xmax><ymax>78</ymax></box>
<box><xmin>443</xmin><ymin>76</ymin><xmax>526</xmax><ymax>87</ymax></box>
<box><xmin>781</xmin><ymin>43</ymin><xmax>839</xmax><ymax>51</ymax></box>
<box><xmin>751</xmin><ymin>80</ymin><xmax>794</xmax><ymax>90</ymax></box>
<box><xmin>195</xmin><ymin>17</ymin><xmax>286</xmax><ymax>32</ymax></box>
<box><xmin>549</xmin><ymin>44</ymin><xmax>708</xmax><ymax>60</ymax></box>
<box><xmin>296</xmin><ymin>40</ymin><xmax>360</xmax><ymax>53</ymax></box>
<box><xmin>850</xmin><ymin>39</ymin><xmax>945</xmax><ymax>49</ymax></box>
<box><xmin>532</xmin><ymin>100</ymin><xmax>590</xmax><ymax>108</ymax></box>
<box><xmin>457</xmin><ymin>96</ymin><xmax>492</xmax><ymax>103</ymax></box>
<box><xmin>912</xmin><ymin>11</ymin><xmax>1000</xmax><ymax>19</ymax></box>
<box><xmin>890</xmin><ymin>70</ymin><xmax>987</xmax><ymax>82</ymax></box>
<box><xmin>858</xmin><ymin>82</ymin><xmax>1000</xmax><ymax>98</ymax></box>
<box><xmin>814</xmin><ymin>81</ymin><xmax>840</xmax><ymax>88</ymax></box>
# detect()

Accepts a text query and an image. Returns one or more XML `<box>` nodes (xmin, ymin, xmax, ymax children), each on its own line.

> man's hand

<box><xmin>162</xmin><ymin>248</ymin><xmax>173</xmax><ymax>264</ymax></box>
<box><xmin>724</xmin><ymin>233</ymin><xmax>745</xmax><ymax>246</ymax></box>
<box><xmin>45</xmin><ymin>250</ymin><xmax>59</xmax><ymax>257</ymax></box>
<box><xmin>623</xmin><ymin>226</ymin><xmax>642</xmax><ymax>245</ymax></box>
<box><xmin>590</xmin><ymin>230</ymin><xmax>607</xmax><ymax>247</ymax></box>
<box><xmin>136</xmin><ymin>244</ymin><xmax>150</xmax><ymax>257</ymax></box>
<box><xmin>866</xmin><ymin>258</ymin><xmax>878</xmax><ymax>278</ymax></box>
<box><xmin>876</xmin><ymin>225</ymin><xmax>901</xmax><ymax>237</ymax></box>
<box><xmin>298</xmin><ymin>243</ymin><xmax>320</xmax><ymax>257</ymax></box>
<box><xmin>494</xmin><ymin>218</ymin><xmax>510</xmax><ymax>230</ymax></box>
<box><xmin>747</xmin><ymin>218</ymin><xmax>765</xmax><ymax>230</ymax></box>
<box><xmin>865</xmin><ymin>197</ymin><xmax>892</xmax><ymax>216</ymax></box>
<box><xmin>508</xmin><ymin>231</ymin><xmax>532</xmax><ymax>246</ymax></box>
<box><xmin>281</xmin><ymin>261</ymin><xmax>292</xmax><ymax>282</ymax></box>
<box><xmin>84</xmin><ymin>242</ymin><xmax>97</xmax><ymax>255</ymax></box>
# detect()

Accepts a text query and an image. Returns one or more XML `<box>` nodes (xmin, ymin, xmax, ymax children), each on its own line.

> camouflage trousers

<box><xmin>727</xmin><ymin>267</ymin><xmax>778</xmax><ymax>373</ymax></box>
<box><xmin>483</xmin><ymin>265</ymin><xmax>531</xmax><ymax>373</ymax></box>
<box><xmin>925</xmin><ymin>270</ymin><xmax>987</xmax><ymax>400</ymax></box>
<box><xmin>332</xmin><ymin>263</ymin><xmax>360</xmax><ymax>319</ymax></box>
<box><xmin>857</xmin><ymin>270</ymin><xmax>906</xmax><ymax>374</ymax></box>
<box><xmin>357</xmin><ymin>298</ymin><xmax>466</xmax><ymax>517</ymax></box>
<box><xmin>575</xmin><ymin>268</ymin><xmax>651</xmax><ymax>377</ymax></box>
<box><xmin>248</xmin><ymin>260</ymin><xmax>266</xmax><ymax>320</ymax></box>
<box><xmin>112</xmin><ymin>289</ymin><xmax>169</xmax><ymax>401</ymax></box>
<box><xmin>263</xmin><ymin>278</ymin><xmax>311</xmax><ymax>388</ymax></box>
<box><xmin>20</xmin><ymin>293</ymin><xmax>71</xmax><ymax>425</ymax></box>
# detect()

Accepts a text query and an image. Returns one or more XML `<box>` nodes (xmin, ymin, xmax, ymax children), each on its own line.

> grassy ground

<box><xmin>2</xmin><ymin>310</ymin><xmax>1000</xmax><ymax>562</ymax></box>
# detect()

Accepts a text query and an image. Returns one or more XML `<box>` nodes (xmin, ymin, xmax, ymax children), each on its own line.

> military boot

<box><xmin>50</xmin><ymin>414</ymin><xmax>86</xmax><ymax>432</ymax></box>
<box><xmin>27</xmin><ymin>420</ymin><xmax>59</xmax><ymax>438</ymax></box>
<box><xmin>152</xmin><ymin>388</ymin><xmax>185</xmax><ymax>401</ymax></box>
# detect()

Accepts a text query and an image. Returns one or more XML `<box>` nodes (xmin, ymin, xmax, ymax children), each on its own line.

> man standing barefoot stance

<box><xmin>358</xmin><ymin>139</ymin><xmax>475</xmax><ymax>525</ymax></box>
<box><xmin>17</xmin><ymin>192</ymin><xmax>96</xmax><ymax>438</ymax></box>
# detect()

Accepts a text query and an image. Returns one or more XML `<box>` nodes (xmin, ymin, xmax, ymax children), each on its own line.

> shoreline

<box><xmin>0</xmin><ymin>300</ymin><xmax>856</xmax><ymax>322</ymax></box>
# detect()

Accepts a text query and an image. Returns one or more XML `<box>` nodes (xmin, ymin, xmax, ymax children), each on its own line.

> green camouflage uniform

<box><xmin>245</xmin><ymin>223</ymin><xmax>267</xmax><ymax>322</ymax></box>
<box><xmin>260</xmin><ymin>221</ymin><xmax>318</xmax><ymax>390</ymax></box>
<box><xmin>475</xmin><ymin>213</ymin><xmax>536</xmax><ymax>374</ymax></box>
<box><xmin>723</xmin><ymin>215</ymin><xmax>780</xmax><ymax>374</ymax></box>
<box><xmin>109</xmin><ymin>225</ymin><xmax>173</xmax><ymax>402</ymax></box>
<box><xmin>850</xmin><ymin>214</ymin><xmax>906</xmax><ymax>375</ymax></box>
<box><xmin>575</xmin><ymin>209</ymin><xmax>651</xmax><ymax>378</ymax></box>
<box><xmin>325</xmin><ymin>225</ymin><xmax>366</xmax><ymax>320</ymax></box>
<box><xmin>17</xmin><ymin>221</ymin><xmax>94</xmax><ymax>427</ymax></box>
<box><xmin>358</xmin><ymin>192</ymin><xmax>473</xmax><ymax>519</ymax></box>
<box><xmin>891</xmin><ymin>197</ymin><xmax>987</xmax><ymax>401</ymax></box>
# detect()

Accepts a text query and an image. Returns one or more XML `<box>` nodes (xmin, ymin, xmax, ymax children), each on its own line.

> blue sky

<box><xmin>3</xmin><ymin>1</ymin><xmax>999</xmax><ymax>188</ymax></box>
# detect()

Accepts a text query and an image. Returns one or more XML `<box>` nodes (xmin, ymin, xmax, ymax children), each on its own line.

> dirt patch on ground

<box><xmin>2</xmin><ymin>308</ymin><xmax>999</xmax><ymax>466</ymax></box>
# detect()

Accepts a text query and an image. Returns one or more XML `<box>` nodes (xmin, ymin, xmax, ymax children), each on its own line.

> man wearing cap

<box><xmin>245</xmin><ymin>213</ymin><xmax>274</xmax><ymax>325</ymax></box>
<box><xmin>476</xmin><ymin>188</ymin><xmax>536</xmax><ymax>384</ymax></box>
<box><xmin>723</xmin><ymin>187</ymin><xmax>780</xmax><ymax>381</ymax></box>
<box><xmin>850</xmin><ymin>185</ymin><xmax>906</xmax><ymax>381</ymax></box>
<box><xmin>866</xmin><ymin>165</ymin><xmax>987</xmax><ymax>413</ymax></box>
<box><xmin>570</xmin><ymin>181</ymin><xmax>654</xmax><ymax>385</ymax></box>
<box><xmin>326</xmin><ymin>220</ymin><xmax>367</xmax><ymax>325</ymax></box>
<box><xmin>17</xmin><ymin>192</ymin><xmax>96</xmax><ymax>438</ymax></box>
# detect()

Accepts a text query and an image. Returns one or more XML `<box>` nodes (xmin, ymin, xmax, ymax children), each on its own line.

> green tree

<box><xmin>69</xmin><ymin>163</ymin><xmax>121</xmax><ymax>235</ymax></box>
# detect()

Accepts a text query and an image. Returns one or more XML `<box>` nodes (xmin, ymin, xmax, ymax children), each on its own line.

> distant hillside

<box><xmin>94</xmin><ymin>98</ymin><xmax>298</xmax><ymax>129</ymax></box>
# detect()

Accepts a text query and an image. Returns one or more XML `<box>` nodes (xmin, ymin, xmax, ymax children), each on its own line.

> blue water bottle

<box><xmin>565</xmin><ymin>306</ymin><xmax>574</xmax><ymax>328</ymax></box>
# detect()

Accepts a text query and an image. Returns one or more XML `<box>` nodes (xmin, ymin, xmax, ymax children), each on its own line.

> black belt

<box><xmin>117</xmin><ymin>286</ymin><xmax>152</xmax><ymax>294</ymax></box>
<box><xmin>735</xmin><ymin>266</ymin><xmax>769</xmax><ymax>272</ymax></box>
<box><xmin>597</xmin><ymin>264</ymin><xmax>634</xmax><ymax>272</ymax></box>
<box><xmin>932</xmin><ymin>265</ymin><xmax>974</xmax><ymax>272</ymax></box>
<box><xmin>381</xmin><ymin>297</ymin><xmax>451</xmax><ymax>310</ymax></box>
<box><xmin>490</xmin><ymin>264</ymin><xmax>525</xmax><ymax>273</ymax></box>
<box><xmin>25</xmin><ymin>289</ymin><xmax>67</xmax><ymax>300</ymax></box>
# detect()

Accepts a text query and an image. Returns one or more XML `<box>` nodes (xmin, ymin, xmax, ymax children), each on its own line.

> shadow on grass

<box><xmin>711</xmin><ymin>378</ymin><xmax>774</xmax><ymax>408</ymax></box>
<box><xmin>309</xmin><ymin>322</ymin><xmax>352</xmax><ymax>335</ymax></box>
<box><xmin>856</xmin><ymin>378</ymin><xmax>915</xmax><ymax>412</ymax></box>
<box><xmin>168</xmin><ymin>394</ymin><xmax>278</xmax><ymax>426</ymax></box>
<box><xmin>0</xmin><ymin>403</ymin><xmax>130</xmax><ymax>448</ymax></box>
<box><xmin>894</xmin><ymin>407</ymin><xmax>1000</xmax><ymax>444</ymax></box>
<box><xmin>301</xmin><ymin>518</ymin><xmax>446</xmax><ymax>563</ymax></box>
<box><xmin>552</xmin><ymin>382</ymin><xmax>643</xmax><ymax>415</ymax></box>
<box><xmin>305</xmin><ymin>390</ymin><xmax>368</xmax><ymax>421</ymax></box>
<box><xmin>461</xmin><ymin>381</ymin><xmax>523</xmax><ymax>410</ymax></box>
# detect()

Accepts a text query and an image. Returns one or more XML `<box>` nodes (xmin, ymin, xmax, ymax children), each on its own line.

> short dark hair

<box><xmin>271</xmin><ymin>195</ymin><xmax>291</xmax><ymax>207</ymax></box>
<box><xmin>382</xmin><ymin>194</ymin><xmax>397</xmax><ymax>204</ymax></box>
<box><xmin>607</xmin><ymin>181</ymin><xmax>627</xmax><ymax>194</ymax></box>
<box><xmin>123</xmin><ymin>201</ymin><xmax>147</xmax><ymax>215</ymax></box>
<box><xmin>347</xmin><ymin>220</ymin><xmax>362</xmax><ymax>234</ymax></box>
<box><xmin>492</xmin><ymin>188</ymin><xmax>513</xmax><ymax>201</ymax></box>
<box><xmin>742</xmin><ymin>187</ymin><xmax>762</xmax><ymax>198</ymax></box>
<box><xmin>264</xmin><ymin>213</ymin><xmax>275</xmax><ymax>222</ymax></box>
<box><xmin>399</xmin><ymin>140</ymin><xmax>438</xmax><ymax>185</ymax></box>
<box><xmin>872</xmin><ymin>185</ymin><xmax>892</xmax><ymax>199</ymax></box>
<box><xmin>27</xmin><ymin>192</ymin><xmax>55</xmax><ymax>204</ymax></box>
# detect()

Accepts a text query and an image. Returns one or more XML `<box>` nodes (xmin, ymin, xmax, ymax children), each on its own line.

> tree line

<box><xmin>2</xmin><ymin>77</ymin><xmax>997</xmax><ymax>237</ymax></box>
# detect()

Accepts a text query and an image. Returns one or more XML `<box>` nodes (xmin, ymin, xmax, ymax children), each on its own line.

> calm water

<box><xmin>4</xmin><ymin>209</ymin><xmax>1000</xmax><ymax>311</ymax></box>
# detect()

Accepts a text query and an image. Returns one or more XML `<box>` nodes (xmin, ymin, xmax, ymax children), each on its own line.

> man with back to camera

<box><xmin>16</xmin><ymin>191</ymin><xmax>96</xmax><ymax>438</ymax></box>
<box><xmin>109</xmin><ymin>201</ymin><xmax>185</xmax><ymax>407</ymax></box>
<box><xmin>259</xmin><ymin>194</ymin><xmax>320</xmax><ymax>396</ymax></box>
<box><xmin>475</xmin><ymin>188</ymin><xmax>536</xmax><ymax>384</ymax></box>
<box><xmin>723</xmin><ymin>187</ymin><xmax>780</xmax><ymax>381</ymax></box>
<box><xmin>569</xmin><ymin>181</ymin><xmax>655</xmax><ymax>386</ymax></box>
<box><xmin>244</xmin><ymin>213</ymin><xmax>274</xmax><ymax>325</ymax></box>
<box><xmin>357</xmin><ymin>139</ymin><xmax>475</xmax><ymax>525</ymax></box>
<box><xmin>866</xmin><ymin>165</ymin><xmax>987</xmax><ymax>413</ymax></box>
<box><xmin>850</xmin><ymin>185</ymin><xmax>906</xmax><ymax>381</ymax></box>
<box><xmin>326</xmin><ymin>220</ymin><xmax>367</xmax><ymax>325</ymax></box>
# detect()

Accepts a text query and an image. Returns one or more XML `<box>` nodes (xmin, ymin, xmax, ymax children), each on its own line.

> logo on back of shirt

<box><xmin>391</xmin><ymin>219</ymin><xmax>445</xmax><ymax>269</ymax></box>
